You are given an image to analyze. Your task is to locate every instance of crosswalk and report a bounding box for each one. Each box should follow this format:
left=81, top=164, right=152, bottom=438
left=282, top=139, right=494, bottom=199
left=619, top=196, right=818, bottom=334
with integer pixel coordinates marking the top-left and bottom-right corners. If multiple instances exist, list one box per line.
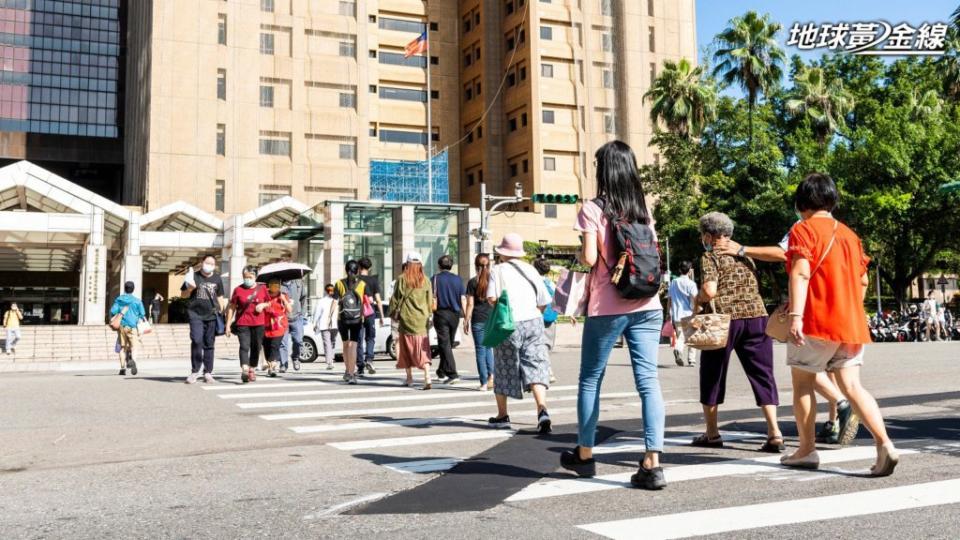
left=195, top=364, right=959, bottom=537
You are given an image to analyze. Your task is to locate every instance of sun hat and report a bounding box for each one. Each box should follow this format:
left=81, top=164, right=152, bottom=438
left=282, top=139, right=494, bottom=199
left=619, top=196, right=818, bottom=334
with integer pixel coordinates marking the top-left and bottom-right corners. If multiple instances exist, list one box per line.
left=494, top=233, right=526, bottom=258
left=405, top=251, right=423, bottom=264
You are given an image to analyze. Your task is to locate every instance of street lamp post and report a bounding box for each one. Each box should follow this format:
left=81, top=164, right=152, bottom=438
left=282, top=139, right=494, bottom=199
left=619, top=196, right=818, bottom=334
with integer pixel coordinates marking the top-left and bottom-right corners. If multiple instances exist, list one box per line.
left=938, top=274, right=949, bottom=303
left=477, top=182, right=528, bottom=254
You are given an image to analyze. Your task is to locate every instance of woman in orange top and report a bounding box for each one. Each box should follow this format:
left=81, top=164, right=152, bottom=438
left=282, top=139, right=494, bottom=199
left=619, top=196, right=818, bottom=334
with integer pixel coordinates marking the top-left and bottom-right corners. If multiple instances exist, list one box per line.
left=781, top=173, right=898, bottom=476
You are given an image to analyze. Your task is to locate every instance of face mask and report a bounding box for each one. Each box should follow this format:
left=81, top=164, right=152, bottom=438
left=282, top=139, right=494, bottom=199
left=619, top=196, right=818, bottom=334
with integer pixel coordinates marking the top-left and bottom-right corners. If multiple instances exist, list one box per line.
left=702, top=242, right=713, bottom=252
left=243, top=278, right=255, bottom=288
left=201, top=263, right=215, bottom=275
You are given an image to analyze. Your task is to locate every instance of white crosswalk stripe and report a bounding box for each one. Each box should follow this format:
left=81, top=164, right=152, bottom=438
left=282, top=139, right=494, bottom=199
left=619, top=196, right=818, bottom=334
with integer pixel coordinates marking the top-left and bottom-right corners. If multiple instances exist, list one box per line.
left=577, top=478, right=960, bottom=540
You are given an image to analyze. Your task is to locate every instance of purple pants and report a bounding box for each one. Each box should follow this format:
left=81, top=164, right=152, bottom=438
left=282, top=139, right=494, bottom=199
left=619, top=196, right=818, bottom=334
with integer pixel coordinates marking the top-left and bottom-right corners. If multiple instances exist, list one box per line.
left=699, top=316, right=778, bottom=407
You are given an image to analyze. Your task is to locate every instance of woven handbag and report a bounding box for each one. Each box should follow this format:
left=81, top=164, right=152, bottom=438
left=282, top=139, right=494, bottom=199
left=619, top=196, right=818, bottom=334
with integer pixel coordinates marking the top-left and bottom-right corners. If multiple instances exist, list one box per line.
left=680, top=301, right=731, bottom=351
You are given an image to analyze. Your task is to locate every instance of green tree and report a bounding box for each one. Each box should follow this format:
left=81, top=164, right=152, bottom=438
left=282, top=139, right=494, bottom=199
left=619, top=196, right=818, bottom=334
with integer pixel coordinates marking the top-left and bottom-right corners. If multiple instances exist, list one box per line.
left=785, top=66, right=854, bottom=149
left=712, top=11, right=786, bottom=148
left=644, top=58, right=717, bottom=138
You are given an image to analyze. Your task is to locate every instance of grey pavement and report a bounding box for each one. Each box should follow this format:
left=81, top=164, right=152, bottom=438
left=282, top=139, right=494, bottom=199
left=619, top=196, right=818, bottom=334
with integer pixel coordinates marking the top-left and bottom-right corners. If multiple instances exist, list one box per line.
left=0, top=341, right=958, bottom=539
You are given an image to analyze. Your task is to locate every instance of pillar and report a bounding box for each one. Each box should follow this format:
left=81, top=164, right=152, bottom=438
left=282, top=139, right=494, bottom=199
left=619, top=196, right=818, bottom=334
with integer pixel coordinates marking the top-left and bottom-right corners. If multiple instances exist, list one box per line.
left=458, top=207, right=481, bottom=278
left=396, top=205, right=415, bottom=264
left=121, top=211, right=143, bottom=296
left=79, top=208, right=107, bottom=325
left=223, top=214, right=246, bottom=293
left=324, top=203, right=346, bottom=283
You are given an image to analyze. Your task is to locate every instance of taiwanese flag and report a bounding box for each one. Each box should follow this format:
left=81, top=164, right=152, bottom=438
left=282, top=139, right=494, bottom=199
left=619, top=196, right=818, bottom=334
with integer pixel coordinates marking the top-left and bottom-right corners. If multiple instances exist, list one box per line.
left=404, top=31, right=428, bottom=58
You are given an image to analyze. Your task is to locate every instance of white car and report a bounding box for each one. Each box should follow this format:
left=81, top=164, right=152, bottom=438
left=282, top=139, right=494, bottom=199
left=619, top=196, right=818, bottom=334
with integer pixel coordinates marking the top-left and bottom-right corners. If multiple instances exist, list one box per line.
left=299, top=304, right=462, bottom=364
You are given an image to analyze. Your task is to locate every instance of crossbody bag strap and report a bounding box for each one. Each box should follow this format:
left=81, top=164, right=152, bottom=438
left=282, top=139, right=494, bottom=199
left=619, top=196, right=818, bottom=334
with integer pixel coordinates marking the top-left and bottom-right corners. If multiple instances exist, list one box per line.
left=810, top=220, right=839, bottom=278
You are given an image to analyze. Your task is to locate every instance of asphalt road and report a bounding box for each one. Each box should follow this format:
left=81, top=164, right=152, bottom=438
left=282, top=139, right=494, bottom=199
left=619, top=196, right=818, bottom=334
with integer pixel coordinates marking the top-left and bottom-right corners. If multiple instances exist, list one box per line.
left=1, top=341, right=958, bottom=539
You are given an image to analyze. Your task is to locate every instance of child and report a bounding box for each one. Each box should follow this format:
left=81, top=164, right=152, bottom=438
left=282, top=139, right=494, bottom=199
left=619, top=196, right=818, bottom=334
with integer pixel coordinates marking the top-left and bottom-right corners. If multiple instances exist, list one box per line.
left=262, top=278, right=293, bottom=377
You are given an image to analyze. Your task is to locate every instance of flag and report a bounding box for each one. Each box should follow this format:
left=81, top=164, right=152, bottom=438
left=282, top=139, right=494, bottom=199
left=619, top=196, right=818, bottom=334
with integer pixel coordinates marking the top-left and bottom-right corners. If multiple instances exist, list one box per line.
left=404, top=31, right=428, bottom=58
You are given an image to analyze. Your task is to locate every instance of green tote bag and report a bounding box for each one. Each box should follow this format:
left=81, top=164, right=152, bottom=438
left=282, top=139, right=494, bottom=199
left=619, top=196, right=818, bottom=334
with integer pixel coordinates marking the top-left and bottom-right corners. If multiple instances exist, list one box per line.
left=482, top=270, right=515, bottom=348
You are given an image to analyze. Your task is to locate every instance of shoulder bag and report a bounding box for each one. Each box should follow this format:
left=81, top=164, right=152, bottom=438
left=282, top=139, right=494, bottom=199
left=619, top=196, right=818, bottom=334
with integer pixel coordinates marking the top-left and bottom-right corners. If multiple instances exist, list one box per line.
left=109, top=305, right=129, bottom=331
left=680, top=300, right=731, bottom=351
left=482, top=266, right=516, bottom=348
left=765, top=220, right=839, bottom=343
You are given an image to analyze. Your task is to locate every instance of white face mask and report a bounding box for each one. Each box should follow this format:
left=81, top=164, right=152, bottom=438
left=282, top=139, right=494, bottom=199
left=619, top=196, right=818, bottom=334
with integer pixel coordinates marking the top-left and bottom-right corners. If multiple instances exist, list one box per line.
left=243, top=278, right=255, bottom=288
left=201, top=263, right=215, bottom=275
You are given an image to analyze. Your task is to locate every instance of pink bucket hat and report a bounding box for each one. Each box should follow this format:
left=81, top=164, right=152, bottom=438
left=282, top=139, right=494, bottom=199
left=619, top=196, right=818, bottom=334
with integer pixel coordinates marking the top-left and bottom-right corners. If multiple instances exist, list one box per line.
left=494, top=233, right=526, bottom=258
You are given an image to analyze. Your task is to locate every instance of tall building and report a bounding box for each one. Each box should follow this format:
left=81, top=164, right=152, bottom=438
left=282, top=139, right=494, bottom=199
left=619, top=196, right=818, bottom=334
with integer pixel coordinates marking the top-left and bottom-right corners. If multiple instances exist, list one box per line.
left=459, top=0, right=697, bottom=241
left=0, top=0, right=124, bottom=198
left=125, top=0, right=461, bottom=213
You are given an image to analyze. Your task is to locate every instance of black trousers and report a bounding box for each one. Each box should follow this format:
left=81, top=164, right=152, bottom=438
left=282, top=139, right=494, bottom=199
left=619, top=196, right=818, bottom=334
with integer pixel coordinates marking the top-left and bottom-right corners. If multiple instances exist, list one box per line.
left=236, top=325, right=264, bottom=368
left=434, top=308, right=460, bottom=378
left=189, top=318, right=217, bottom=374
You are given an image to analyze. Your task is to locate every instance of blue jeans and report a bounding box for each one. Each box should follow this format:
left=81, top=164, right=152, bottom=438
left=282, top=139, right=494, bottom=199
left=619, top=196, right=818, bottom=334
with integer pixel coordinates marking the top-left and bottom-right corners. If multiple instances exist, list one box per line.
left=280, top=316, right=304, bottom=367
left=578, top=310, right=665, bottom=451
left=471, top=321, right=495, bottom=384
left=357, top=315, right=377, bottom=371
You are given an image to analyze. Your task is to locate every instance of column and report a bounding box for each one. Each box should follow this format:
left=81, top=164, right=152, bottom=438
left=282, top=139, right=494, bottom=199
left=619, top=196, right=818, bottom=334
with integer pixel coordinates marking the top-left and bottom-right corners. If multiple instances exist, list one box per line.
left=397, top=205, right=415, bottom=263
left=121, top=211, right=143, bottom=295
left=223, top=214, right=246, bottom=293
left=79, top=208, right=107, bottom=325
left=324, top=203, right=345, bottom=283
left=458, top=207, right=481, bottom=278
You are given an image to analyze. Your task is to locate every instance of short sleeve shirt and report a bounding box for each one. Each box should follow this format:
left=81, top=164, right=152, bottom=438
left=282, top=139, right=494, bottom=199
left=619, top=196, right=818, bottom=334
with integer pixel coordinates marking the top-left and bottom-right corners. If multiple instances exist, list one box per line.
left=360, top=275, right=381, bottom=299
left=230, top=284, right=269, bottom=327
left=785, top=217, right=871, bottom=344
left=466, top=277, right=492, bottom=323
left=667, top=276, right=698, bottom=322
left=574, top=200, right=662, bottom=317
left=185, top=272, right=225, bottom=322
left=486, top=261, right=551, bottom=322
left=700, top=254, right=767, bottom=320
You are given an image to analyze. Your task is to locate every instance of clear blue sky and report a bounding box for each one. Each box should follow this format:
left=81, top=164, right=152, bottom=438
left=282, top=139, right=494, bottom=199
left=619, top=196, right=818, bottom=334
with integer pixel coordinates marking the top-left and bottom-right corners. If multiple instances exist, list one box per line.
left=696, top=0, right=958, bottom=66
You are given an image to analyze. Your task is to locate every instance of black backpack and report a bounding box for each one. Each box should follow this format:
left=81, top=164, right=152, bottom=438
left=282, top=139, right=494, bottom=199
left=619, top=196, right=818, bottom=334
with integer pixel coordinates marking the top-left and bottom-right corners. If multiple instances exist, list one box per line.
left=337, top=279, right=364, bottom=325
left=597, top=199, right=662, bottom=299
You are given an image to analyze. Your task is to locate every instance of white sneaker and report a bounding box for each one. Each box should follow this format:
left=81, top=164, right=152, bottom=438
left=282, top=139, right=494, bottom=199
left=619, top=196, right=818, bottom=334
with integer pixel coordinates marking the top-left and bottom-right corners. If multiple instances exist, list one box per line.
left=326, top=363, right=334, bottom=370
left=478, top=384, right=488, bottom=392
left=185, top=372, right=199, bottom=384
left=203, top=373, right=215, bottom=384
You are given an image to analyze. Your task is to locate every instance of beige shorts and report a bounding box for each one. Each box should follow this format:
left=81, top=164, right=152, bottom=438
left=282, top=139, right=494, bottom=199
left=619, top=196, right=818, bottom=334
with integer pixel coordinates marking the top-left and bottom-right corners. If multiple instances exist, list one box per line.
left=118, top=326, right=140, bottom=352
left=786, top=336, right=864, bottom=373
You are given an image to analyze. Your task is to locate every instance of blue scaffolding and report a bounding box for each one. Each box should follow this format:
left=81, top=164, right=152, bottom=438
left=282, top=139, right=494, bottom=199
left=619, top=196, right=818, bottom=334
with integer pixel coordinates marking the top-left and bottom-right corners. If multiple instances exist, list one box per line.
left=369, top=150, right=449, bottom=203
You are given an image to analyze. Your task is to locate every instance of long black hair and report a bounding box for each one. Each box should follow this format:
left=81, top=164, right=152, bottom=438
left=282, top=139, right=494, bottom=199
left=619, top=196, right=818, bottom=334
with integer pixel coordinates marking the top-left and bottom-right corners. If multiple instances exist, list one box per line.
left=594, top=140, right=650, bottom=224
left=344, top=260, right=360, bottom=287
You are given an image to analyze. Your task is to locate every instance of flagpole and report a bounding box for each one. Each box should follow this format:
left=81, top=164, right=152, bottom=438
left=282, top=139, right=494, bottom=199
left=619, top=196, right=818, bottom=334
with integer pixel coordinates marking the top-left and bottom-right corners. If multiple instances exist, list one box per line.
left=426, top=31, right=433, bottom=203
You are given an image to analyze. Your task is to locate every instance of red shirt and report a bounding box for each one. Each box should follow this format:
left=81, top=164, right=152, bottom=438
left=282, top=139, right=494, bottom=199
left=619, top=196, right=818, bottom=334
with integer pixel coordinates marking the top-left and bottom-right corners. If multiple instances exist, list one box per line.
left=786, top=217, right=871, bottom=344
left=264, top=293, right=290, bottom=338
left=230, top=285, right=270, bottom=327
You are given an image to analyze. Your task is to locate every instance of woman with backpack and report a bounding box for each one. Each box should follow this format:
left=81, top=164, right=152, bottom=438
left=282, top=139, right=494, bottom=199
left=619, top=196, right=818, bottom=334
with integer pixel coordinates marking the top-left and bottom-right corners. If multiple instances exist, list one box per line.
left=225, top=265, right=271, bottom=383
left=389, top=252, right=435, bottom=388
left=334, top=260, right=366, bottom=385
left=559, top=140, right=667, bottom=490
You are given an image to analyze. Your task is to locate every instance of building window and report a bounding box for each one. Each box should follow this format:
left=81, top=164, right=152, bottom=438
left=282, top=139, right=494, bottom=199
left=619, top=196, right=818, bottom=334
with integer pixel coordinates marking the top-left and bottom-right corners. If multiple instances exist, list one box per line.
left=540, top=26, right=552, bottom=40
left=506, top=35, right=515, bottom=50
left=379, top=129, right=428, bottom=145
left=602, top=32, right=613, bottom=52
left=653, top=153, right=660, bottom=165
left=465, top=85, right=473, bottom=101
left=510, top=163, right=518, bottom=177
left=379, top=51, right=427, bottom=68
left=430, top=21, right=439, bottom=31
left=258, top=85, right=273, bottom=107
left=648, top=26, right=655, bottom=52
left=476, top=82, right=482, bottom=95
left=601, top=0, right=612, bottom=16
left=477, top=125, right=483, bottom=138
left=431, top=90, right=440, bottom=99
left=217, top=14, right=227, bottom=45
left=544, top=204, right=557, bottom=218
left=258, top=187, right=290, bottom=206
left=475, top=47, right=481, bottom=61
left=505, top=0, right=514, bottom=14
left=542, top=63, right=554, bottom=78
left=339, top=41, right=356, bottom=58
left=603, top=69, right=613, bottom=88
left=650, top=62, right=657, bottom=82
left=215, top=180, right=225, bottom=212
left=216, top=69, right=226, bottom=100
left=464, top=52, right=472, bottom=67
left=432, top=127, right=440, bottom=142
left=261, top=0, right=274, bottom=12
left=544, top=156, right=556, bottom=170
left=478, top=169, right=484, bottom=183
left=431, top=56, right=439, bottom=65
left=542, top=110, right=555, bottom=124
left=520, top=66, right=527, bottom=81
left=340, top=92, right=356, bottom=108
left=339, top=1, right=356, bottom=17
left=379, top=17, right=427, bottom=33
left=604, top=113, right=614, bottom=133
left=647, top=0, right=654, bottom=16
left=380, top=86, right=427, bottom=102
left=369, top=50, right=378, bottom=58
left=339, top=143, right=356, bottom=160
left=216, top=124, right=226, bottom=156
left=260, top=33, right=275, bottom=55
left=507, top=72, right=516, bottom=86
left=369, top=85, right=377, bottom=93
left=522, top=159, right=529, bottom=173
left=369, top=123, right=378, bottom=137
left=463, top=17, right=472, bottom=33
left=259, top=135, right=291, bottom=156
left=467, top=173, right=475, bottom=186
left=509, top=117, right=517, bottom=132
left=466, top=131, right=474, bottom=143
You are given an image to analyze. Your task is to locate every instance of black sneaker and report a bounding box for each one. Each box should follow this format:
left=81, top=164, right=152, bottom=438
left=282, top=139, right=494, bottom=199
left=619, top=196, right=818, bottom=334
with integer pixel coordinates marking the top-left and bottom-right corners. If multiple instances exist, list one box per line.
left=537, top=409, right=552, bottom=434
left=366, top=364, right=377, bottom=375
left=836, top=401, right=861, bottom=445
left=560, top=447, right=596, bottom=477
left=815, top=420, right=837, bottom=444
left=279, top=365, right=288, bottom=374
left=487, top=415, right=511, bottom=429
left=127, top=358, right=138, bottom=376
left=630, top=464, right=667, bottom=490
left=241, top=370, right=250, bottom=383
left=118, top=368, right=126, bottom=376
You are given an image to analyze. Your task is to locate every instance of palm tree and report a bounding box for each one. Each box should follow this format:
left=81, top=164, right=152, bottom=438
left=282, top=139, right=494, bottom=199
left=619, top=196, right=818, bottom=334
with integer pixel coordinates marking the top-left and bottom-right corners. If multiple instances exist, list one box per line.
left=941, top=27, right=960, bottom=100
left=908, top=88, right=943, bottom=120
left=712, top=11, right=786, bottom=148
left=785, top=66, right=854, bottom=148
left=644, top=58, right=718, bottom=138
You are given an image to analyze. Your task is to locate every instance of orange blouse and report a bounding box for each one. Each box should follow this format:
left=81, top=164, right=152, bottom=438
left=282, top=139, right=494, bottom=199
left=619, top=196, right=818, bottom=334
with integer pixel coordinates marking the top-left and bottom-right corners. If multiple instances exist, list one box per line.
left=785, top=217, right=872, bottom=344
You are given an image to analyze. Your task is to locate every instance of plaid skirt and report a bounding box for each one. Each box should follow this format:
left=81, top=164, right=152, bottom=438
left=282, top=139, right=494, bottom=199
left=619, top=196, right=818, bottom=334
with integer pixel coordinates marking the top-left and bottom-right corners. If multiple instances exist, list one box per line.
left=493, top=317, right=550, bottom=399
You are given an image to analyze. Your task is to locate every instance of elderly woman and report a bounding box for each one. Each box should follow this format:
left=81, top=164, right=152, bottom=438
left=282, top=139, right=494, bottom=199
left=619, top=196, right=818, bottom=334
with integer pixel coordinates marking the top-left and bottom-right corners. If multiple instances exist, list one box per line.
left=693, top=212, right=784, bottom=453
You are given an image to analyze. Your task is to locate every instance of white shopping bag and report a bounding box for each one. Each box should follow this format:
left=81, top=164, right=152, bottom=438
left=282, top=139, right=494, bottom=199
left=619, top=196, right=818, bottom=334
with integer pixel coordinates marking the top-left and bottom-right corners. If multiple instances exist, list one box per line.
left=552, top=268, right=590, bottom=318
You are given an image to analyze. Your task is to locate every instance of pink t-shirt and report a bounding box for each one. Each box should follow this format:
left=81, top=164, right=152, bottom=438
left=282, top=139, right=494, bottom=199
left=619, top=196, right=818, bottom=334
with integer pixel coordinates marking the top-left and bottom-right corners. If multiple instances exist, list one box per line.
left=574, top=199, right=663, bottom=317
